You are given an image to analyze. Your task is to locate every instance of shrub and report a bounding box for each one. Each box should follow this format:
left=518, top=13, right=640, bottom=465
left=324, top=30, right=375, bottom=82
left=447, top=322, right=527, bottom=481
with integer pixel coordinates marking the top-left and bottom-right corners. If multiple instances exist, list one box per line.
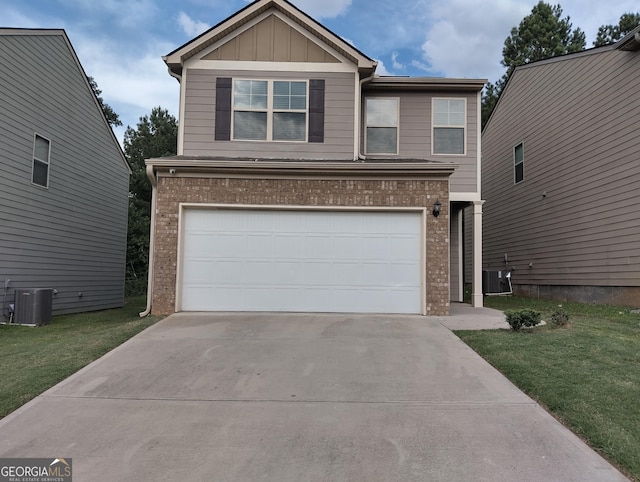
left=505, top=309, right=542, bottom=331
left=551, top=308, right=570, bottom=326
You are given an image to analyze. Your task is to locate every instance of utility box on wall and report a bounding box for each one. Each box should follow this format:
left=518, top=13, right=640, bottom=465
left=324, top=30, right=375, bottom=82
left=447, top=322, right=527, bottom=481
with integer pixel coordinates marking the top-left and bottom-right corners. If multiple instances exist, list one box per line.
left=14, top=289, right=53, bottom=326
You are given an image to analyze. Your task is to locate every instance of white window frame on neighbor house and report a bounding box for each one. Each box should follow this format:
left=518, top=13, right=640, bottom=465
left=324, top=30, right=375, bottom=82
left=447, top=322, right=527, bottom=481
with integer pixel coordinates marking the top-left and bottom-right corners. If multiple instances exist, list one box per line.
left=32, top=133, right=51, bottom=189
left=232, top=79, right=308, bottom=142
left=514, top=142, right=524, bottom=184
left=365, top=97, right=399, bottom=155
left=432, top=98, right=466, bottom=155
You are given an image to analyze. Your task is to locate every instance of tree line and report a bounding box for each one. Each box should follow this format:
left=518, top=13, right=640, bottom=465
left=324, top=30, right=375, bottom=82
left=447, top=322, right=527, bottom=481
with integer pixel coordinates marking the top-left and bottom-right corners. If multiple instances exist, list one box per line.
left=89, top=1, right=638, bottom=296
left=482, top=2, right=640, bottom=128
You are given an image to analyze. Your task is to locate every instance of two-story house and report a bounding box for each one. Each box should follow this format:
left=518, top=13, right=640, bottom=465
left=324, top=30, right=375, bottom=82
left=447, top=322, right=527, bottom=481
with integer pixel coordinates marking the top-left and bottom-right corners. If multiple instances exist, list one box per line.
left=0, top=29, right=130, bottom=321
left=482, top=26, right=640, bottom=306
left=143, top=0, right=485, bottom=316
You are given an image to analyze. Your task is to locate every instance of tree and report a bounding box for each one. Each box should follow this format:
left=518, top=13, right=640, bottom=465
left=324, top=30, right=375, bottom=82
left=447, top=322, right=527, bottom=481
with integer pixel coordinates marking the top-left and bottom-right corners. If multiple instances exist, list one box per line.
left=594, top=13, right=640, bottom=46
left=123, top=107, right=178, bottom=294
left=481, top=80, right=503, bottom=130
left=482, top=2, right=586, bottom=128
left=502, top=2, right=585, bottom=78
left=87, top=76, right=122, bottom=128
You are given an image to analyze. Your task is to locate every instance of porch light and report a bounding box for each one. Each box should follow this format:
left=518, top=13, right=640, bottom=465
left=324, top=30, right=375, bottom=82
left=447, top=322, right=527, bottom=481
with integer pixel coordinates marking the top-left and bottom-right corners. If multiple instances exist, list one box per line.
left=432, top=200, right=442, bottom=218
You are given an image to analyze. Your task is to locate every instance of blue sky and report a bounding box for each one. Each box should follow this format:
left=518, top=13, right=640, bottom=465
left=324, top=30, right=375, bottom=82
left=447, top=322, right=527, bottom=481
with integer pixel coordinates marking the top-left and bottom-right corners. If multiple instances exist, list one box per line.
left=3, top=0, right=638, bottom=143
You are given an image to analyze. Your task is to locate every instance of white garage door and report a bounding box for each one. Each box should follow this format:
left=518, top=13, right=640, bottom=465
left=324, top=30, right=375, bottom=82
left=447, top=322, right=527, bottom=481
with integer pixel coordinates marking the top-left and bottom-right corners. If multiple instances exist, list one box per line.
left=180, top=209, right=423, bottom=314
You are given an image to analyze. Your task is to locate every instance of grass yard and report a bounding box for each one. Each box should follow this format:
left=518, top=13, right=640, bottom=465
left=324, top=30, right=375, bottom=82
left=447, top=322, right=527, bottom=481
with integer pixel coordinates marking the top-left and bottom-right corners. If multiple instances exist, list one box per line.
left=456, top=296, right=640, bottom=481
left=0, top=296, right=161, bottom=419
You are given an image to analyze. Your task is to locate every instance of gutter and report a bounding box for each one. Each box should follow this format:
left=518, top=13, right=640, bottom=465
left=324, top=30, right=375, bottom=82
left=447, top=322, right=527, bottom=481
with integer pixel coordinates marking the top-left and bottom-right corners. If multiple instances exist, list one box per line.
left=139, top=164, right=158, bottom=317
left=355, top=69, right=377, bottom=161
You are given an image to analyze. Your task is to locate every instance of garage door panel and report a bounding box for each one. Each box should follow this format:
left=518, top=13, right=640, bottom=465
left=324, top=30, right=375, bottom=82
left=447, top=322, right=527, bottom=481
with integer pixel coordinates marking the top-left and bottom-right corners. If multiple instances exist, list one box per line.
left=184, top=233, right=217, bottom=257
left=180, top=209, right=423, bottom=314
left=391, top=263, right=421, bottom=285
left=246, top=234, right=274, bottom=257
left=305, top=236, right=333, bottom=258
left=332, top=236, right=361, bottom=259
left=273, top=234, right=305, bottom=258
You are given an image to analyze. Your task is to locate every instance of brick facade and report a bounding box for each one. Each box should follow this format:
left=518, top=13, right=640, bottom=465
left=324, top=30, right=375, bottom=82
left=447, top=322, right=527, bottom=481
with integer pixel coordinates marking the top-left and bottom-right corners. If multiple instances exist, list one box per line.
left=151, top=174, right=450, bottom=316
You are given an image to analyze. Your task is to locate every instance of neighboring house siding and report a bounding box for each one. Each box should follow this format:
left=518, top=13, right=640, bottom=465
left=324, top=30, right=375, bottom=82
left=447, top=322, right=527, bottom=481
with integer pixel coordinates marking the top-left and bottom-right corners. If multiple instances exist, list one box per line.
left=0, top=33, right=129, bottom=317
left=482, top=47, right=640, bottom=301
left=363, top=91, right=479, bottom=193
left=182, top=69, right=355, bottom=159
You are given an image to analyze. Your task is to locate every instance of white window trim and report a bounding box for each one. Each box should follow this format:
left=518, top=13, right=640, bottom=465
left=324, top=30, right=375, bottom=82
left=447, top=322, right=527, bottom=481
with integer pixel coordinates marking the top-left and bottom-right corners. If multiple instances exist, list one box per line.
left=431, top=97, right=467, bottom=156
left=231, top=79, right=309, bottom=143
left=514, top=142, right=524, bottom=184
left=364, top=97, right=400, bottom=156
left=32, top=133, right=51, bottom=189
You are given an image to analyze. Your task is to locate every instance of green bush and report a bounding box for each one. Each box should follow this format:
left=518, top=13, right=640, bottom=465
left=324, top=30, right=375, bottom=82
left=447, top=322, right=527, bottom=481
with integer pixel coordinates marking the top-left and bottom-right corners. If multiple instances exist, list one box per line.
left=505, top=309, right=542, bottom=331
left=551, top=308, right=570, bottom=326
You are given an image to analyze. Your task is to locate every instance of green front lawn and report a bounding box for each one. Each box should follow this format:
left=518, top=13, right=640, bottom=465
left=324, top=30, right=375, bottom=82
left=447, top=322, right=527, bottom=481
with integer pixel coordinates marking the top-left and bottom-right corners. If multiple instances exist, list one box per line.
left=0, top=296, right=161, bottom=419
left=456, top=296, right=640, bottom=481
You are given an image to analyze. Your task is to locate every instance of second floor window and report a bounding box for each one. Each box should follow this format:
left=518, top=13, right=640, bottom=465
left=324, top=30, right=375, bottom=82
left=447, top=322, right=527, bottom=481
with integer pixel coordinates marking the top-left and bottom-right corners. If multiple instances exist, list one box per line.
left=32, top=134, right=50, bottom=188
left=233, top=80, right=307, bottom=142
left=365, top=98, right=399, bottom=155
left=514, top=142, right=524, bottom=183
left=433, top=98, right=465, bottom=155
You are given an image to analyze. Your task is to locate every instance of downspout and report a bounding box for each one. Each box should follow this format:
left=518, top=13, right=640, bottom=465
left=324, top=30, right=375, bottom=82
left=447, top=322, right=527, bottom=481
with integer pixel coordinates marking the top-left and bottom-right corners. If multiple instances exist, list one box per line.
left=355, top=68, right=377, bottom=161
left=139, top=164, right=158, bottom=317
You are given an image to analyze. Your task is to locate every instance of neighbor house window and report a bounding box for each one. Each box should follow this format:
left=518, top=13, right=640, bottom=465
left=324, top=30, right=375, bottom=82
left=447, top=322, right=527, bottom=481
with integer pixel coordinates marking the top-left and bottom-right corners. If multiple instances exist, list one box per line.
left=365, top=98, right=399, bottom=154
left=514, top=142, right=524, bottom=183
left=32, top=134, right=50, bottom=188
left=433, top=98, right=465, bottom=155
left=233, top=80, right=307, bottom=141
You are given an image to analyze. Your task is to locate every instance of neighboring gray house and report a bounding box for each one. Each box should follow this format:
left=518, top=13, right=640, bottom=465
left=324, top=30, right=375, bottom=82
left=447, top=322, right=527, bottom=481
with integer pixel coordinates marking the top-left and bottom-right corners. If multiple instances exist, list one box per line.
left=482, top=27, right=640, bottom=306
left=0, top=29, right=130, bottom=320
left=143, top=0, right=486, bottom=317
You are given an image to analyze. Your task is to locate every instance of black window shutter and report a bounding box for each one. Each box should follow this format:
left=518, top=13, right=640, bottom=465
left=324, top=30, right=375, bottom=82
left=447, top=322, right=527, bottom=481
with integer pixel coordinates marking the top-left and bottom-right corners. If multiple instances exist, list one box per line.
left=215, top=78, right=232, bottom=141
left=308, top=79, right=325, bottom=143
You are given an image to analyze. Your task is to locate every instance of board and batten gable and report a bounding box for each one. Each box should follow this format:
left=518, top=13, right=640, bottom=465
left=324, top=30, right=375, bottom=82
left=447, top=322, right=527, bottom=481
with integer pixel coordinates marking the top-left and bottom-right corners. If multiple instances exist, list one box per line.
left=482, top=42, right=640, bottom=303
left=0, top=30, right=130, bottom=318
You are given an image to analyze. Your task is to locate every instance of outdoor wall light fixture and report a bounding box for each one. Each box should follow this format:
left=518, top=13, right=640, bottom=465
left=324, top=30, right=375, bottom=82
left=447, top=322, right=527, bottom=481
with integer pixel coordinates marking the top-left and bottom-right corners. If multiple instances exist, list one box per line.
left=432, top=199, right=442, bottom=218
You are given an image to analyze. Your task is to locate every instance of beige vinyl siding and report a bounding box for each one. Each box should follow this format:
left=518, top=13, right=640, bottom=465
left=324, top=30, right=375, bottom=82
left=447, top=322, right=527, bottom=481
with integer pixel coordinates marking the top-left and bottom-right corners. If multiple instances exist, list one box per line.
left=463, top=206, right=473, bottom=286
left=450, top=207, right=460, bottom=301
left=202, top=14, right=341, bottom=64
left=0, top=32, right=129, bottom=317
left=363, top=91, right=479, bottom=193
left=482, top=47, right=640, bottom=287
left=183, top=69, right=355, bottom=159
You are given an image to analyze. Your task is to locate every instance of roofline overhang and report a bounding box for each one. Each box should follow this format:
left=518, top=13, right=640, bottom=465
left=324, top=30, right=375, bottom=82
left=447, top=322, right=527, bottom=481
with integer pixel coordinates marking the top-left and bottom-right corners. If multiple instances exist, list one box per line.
left=617, top=26, right=640, bottom=51
left=366, top=77, right=486, bottom=92
left=145, top=159, right=457, bottom=178
left=0, top=28, right=131, bottom=174
left=163, top=0, right=376, bottom=78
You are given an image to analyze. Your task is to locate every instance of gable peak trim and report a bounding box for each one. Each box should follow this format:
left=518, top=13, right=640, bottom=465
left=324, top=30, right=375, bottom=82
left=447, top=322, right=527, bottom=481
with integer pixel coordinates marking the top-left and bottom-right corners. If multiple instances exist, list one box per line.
left=164, top=0, right=376, bottom=76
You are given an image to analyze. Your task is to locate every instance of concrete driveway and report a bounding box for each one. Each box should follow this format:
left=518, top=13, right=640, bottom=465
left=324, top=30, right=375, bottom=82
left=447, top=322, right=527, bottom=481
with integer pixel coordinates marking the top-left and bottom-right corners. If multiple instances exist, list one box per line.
left=0, top=312, right=627, bottom=481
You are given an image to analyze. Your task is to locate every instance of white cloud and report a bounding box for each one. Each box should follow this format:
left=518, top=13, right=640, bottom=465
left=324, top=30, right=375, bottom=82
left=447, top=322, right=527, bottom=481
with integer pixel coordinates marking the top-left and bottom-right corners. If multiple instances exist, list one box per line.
left=419, top=0, right=640, bottom=82
left=70, top=33, right=180, bottom=143
left=420, top=0, right=531, bottom=81
left=391, top=51, right=404, bottom=70
left=177, top=12, right=210, bottom=37
left=374, top=60, right=392, bottom=76
left=411, top=60, right=431, bottom=73
left=291, top=0, right=352, bottom=19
